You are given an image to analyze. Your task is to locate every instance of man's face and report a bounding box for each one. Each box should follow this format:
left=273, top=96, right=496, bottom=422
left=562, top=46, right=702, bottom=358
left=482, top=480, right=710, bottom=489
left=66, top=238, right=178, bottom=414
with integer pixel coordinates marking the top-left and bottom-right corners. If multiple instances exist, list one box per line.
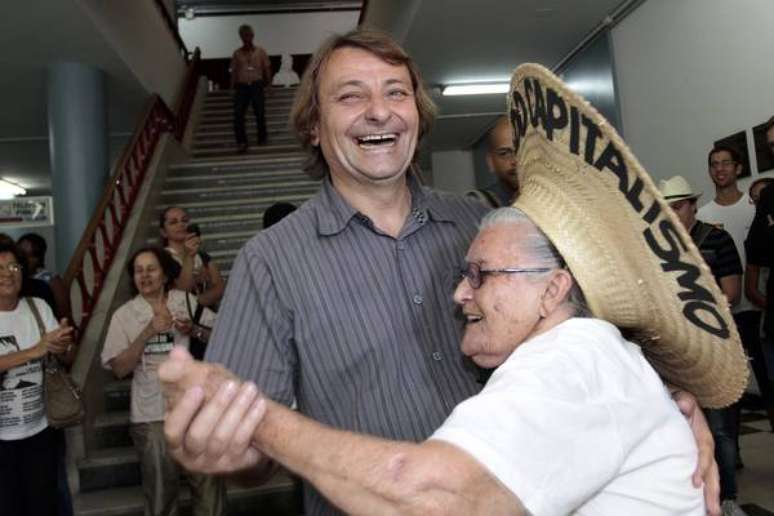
left=486, top=120, right=518, bottom=189
left=453, top=223, right=548, bottom=368
left=239, top=29, right=254, bottom=46
left=312, top=47, right=419, bottom=188
left=767, top=126, right=774, bottom=158
left=670, top=198, right=697, bottom=230
left=708, top=150, right=741, bottom=189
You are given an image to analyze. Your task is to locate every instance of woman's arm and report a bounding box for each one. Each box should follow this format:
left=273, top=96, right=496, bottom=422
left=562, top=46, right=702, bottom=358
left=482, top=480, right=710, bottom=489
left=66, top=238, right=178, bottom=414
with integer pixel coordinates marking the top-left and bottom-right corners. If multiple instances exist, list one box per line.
left=0, top=322, right=72, bottom=372
left=196, top=262, right=225, bottom=308
left=107, top=323, right=156, bottom=378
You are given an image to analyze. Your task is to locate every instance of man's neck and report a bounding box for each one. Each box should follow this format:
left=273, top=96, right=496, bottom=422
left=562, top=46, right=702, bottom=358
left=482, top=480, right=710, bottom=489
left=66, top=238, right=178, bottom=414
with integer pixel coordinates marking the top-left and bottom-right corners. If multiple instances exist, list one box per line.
left=714, top=186, right=742, bottom=206
left=241, top=43, right=255, bottom=52
left=330, top=174, right=412, bottom=238
left=0, top=296, right=18, bottom=312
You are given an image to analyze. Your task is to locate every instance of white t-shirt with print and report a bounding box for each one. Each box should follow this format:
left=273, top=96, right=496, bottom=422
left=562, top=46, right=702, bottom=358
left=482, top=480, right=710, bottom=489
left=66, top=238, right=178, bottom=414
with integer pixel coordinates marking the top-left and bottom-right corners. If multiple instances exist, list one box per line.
left=431, top=318, right=704, bottom=516
left=0, top=297, right=58, bottom=440
left=101, top=290, right=214, bottom=423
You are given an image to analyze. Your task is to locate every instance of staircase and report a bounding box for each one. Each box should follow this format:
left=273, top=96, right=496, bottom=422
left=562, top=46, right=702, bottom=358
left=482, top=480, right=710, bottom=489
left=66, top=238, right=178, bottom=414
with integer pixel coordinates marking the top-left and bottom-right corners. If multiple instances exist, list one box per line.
left=73, top=86, right=320, bottom=516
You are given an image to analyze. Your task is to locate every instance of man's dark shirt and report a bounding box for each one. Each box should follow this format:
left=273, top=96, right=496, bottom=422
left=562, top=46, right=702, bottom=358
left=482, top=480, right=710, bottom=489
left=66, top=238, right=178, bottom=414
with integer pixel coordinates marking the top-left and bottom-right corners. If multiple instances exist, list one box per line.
left=692, top=221, right=742, bottom=283
left=746, top=184, right=774, bottom=329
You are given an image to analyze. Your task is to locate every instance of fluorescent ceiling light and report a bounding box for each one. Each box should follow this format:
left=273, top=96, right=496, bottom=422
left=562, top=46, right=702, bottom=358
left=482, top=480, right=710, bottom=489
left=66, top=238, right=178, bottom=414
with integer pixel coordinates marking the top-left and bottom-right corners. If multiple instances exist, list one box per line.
left=442, top=83, right=509, bottom=96
left=0, top=178, right=27, bottom=200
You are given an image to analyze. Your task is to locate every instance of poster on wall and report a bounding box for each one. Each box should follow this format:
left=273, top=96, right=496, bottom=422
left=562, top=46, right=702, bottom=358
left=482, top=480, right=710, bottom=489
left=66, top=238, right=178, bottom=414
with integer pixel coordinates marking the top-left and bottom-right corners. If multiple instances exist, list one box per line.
left=0, top=196, right=54, bottom=227
left=753, top=121, right=774, bottom=174
left=713, top=131, right=751, bottom=178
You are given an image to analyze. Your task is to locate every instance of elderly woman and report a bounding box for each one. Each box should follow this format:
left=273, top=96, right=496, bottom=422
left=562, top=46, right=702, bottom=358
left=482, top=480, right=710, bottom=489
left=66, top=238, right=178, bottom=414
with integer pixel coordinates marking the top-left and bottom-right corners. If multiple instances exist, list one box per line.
left=160, top=208, right=708, bottom=515
left=0, top=241, right=73, bottom=515
left=101, top=247, right=223, bottom=516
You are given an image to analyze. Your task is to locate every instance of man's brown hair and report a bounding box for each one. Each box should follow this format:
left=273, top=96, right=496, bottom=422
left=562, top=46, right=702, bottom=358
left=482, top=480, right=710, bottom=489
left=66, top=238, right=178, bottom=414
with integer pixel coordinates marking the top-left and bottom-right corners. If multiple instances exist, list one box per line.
left=290, top=29, right=437, bottom=179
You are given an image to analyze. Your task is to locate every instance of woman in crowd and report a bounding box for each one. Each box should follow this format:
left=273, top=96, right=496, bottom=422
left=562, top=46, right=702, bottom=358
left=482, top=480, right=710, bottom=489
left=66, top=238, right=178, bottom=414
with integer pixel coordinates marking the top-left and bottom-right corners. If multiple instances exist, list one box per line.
left=17, top=232, right=72, bottom=322
left=101, top=246, right=224, bottom=516
left=159, top=207, right=224, bottom=308
left=0, top=240, right=73, bottom=516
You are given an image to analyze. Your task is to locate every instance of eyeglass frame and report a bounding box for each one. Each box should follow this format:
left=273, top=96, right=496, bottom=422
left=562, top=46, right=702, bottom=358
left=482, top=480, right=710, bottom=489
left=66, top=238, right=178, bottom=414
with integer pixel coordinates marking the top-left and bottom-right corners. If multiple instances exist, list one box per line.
left=0, top=262, right=22, bottom=275
left=459, top=261, right=552, bottom=289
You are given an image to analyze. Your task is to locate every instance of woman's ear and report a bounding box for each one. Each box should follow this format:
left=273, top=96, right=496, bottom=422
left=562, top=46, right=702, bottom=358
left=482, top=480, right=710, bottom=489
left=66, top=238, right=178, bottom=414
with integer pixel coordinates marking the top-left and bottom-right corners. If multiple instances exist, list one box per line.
left=539, top=269, right=574, bottom=318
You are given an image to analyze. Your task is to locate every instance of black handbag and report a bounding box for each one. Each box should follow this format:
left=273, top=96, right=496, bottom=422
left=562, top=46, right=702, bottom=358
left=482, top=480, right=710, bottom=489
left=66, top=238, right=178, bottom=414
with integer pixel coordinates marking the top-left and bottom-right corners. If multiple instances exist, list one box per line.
left=185, top=292, right=212, bottom=360
left=26, top=298, right=85, bottom=428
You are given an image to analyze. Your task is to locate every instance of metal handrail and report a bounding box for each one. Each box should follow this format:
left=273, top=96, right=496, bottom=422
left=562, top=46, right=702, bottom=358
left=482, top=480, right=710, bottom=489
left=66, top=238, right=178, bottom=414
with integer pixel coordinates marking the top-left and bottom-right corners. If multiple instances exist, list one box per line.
left=62, top=96, right=174, bottom=337
left=62, top=45, right=202, bottom=345
left=154, top=0, right=190, bottom=60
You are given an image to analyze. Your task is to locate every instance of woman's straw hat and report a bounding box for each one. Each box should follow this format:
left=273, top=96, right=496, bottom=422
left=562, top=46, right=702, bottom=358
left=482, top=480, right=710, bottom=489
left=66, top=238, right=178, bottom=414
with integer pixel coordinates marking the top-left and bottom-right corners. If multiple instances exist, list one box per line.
left=510, top=63, right=747, bottom=408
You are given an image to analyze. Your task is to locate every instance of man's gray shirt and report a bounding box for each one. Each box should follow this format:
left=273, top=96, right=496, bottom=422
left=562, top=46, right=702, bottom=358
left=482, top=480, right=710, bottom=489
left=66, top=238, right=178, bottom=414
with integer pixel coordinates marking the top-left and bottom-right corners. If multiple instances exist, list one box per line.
left=206, top=175, right=489, bottom=514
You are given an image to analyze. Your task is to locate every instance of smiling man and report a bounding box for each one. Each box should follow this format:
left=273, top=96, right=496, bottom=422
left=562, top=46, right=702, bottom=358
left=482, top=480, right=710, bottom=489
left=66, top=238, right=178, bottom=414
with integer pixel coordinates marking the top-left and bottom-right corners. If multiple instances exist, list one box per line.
left=172, top=30, right=489, bottom=515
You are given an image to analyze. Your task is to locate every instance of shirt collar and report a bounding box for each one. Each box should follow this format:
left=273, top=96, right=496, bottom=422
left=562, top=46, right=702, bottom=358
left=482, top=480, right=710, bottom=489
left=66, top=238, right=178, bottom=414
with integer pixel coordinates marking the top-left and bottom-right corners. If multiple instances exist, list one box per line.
left=314, top=172, right=456, bottom=236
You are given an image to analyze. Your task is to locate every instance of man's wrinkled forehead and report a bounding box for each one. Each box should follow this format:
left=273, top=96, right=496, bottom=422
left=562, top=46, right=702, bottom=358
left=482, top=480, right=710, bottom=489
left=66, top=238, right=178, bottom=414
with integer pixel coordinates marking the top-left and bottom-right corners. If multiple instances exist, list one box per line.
left=318, top=47, right=412, bottom=92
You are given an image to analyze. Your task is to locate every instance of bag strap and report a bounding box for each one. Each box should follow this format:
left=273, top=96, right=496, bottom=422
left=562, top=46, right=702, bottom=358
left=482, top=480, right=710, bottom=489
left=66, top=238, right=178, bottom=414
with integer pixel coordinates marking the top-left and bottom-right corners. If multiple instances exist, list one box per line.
left=25, top=297, right=46, bottom=337
left=185, top=292, right=210, bottom=329
left=25, top=297, right=55, bottom=369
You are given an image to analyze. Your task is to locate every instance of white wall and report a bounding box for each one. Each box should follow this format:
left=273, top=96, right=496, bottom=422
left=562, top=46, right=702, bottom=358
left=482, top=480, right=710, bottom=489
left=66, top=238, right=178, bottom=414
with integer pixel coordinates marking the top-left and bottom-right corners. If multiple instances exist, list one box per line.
left=431, top=150, right=476, bottom=194
left=612, top=0, right=774, bottom=197
left=179, top=11, right=360, bottom=59
left=79, top=0, right=188, bottom=108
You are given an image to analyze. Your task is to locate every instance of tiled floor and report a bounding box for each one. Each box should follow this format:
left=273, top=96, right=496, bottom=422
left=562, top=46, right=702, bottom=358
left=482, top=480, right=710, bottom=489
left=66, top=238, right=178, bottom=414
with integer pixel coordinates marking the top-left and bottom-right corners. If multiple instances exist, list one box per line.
left=737, top=407, right=774, bottom=515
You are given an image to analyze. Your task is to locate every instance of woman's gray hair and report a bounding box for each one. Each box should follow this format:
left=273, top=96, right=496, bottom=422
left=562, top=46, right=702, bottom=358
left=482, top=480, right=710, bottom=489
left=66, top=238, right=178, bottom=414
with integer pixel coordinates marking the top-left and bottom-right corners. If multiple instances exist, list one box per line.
left=480, top=207, right=591, bottom=318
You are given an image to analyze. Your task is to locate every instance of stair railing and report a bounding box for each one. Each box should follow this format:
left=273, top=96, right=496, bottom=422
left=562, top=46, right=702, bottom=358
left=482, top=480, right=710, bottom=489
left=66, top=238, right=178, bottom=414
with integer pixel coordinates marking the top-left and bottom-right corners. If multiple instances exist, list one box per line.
left=62, top=97, right=174, bottom=338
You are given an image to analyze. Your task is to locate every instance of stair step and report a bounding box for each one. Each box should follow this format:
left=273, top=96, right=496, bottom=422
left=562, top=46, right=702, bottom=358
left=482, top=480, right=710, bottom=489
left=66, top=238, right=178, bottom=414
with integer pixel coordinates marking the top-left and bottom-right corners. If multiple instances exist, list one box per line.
left=169, top=153, right=305, bottom=171
left=74, top=474, right=301, bottom=516
left=105, top=379, right=131, bottom=412
left=206, top=88, right=297, bottom=99
left=166, top=168, right=308, bottom=184
left=191, top=144, right=303, bottom=159
left=94, top=411, right=133, bottom=449
left=196, top=118, right=289, bottom=132
left=192, top=135, right=297, bottom=150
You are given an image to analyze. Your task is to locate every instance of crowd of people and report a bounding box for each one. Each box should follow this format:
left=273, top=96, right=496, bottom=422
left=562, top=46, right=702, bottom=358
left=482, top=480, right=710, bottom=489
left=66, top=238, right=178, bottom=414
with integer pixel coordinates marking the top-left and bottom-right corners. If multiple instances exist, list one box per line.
left=3, top=25, right=774, bottom=516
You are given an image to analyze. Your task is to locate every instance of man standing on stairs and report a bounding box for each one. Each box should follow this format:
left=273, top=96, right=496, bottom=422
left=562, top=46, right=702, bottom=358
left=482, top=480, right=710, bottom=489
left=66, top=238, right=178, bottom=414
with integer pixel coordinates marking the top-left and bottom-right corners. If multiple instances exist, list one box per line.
left=231, top=24, right=271, bottom=152
left=161, top=29, right=718, bottom=516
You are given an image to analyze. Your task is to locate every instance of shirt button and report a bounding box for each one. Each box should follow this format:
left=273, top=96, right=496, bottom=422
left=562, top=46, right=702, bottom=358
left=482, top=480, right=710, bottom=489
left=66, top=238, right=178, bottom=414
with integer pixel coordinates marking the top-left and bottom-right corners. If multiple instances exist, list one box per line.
left=397, top=242, right=407, bottom=251
left=412, top=294, right=424, bottom=305
left=432, top=351, right=442, bottom=361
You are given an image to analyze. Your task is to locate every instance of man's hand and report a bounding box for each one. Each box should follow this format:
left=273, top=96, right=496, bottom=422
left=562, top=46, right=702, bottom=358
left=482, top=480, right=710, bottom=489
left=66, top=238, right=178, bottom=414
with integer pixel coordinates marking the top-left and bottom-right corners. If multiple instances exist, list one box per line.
left=160, top=347, right=267, bottom=474
left=674, top=390, right=720, bottom=516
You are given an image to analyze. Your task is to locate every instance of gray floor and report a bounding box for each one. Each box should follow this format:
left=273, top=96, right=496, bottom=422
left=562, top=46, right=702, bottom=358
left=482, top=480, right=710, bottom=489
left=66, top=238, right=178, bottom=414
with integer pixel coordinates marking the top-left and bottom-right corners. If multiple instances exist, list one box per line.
left=738, top=407, right=774, bottom=514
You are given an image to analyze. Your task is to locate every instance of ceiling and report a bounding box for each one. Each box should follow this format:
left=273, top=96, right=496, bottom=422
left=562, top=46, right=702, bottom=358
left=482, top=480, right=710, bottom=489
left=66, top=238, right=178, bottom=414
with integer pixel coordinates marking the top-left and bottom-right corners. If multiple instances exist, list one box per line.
left=363, top=0, right=630, bottom=150
left=176, top=0, right=362, bottom=15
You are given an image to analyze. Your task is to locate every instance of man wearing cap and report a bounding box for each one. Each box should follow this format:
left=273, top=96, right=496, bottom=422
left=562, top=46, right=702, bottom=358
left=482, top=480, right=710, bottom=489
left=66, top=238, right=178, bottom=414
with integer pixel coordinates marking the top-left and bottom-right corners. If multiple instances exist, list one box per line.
left=160, top=60, right=736, bottom=515
left=661, top=175, right=746, bottom=516
left=467, top=115, right=519, bottom=208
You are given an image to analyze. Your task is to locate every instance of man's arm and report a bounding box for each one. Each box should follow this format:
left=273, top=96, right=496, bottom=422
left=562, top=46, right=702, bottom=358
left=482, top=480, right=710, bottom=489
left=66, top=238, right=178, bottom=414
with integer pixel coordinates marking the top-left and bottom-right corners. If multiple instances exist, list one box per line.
left=719, top=274, right=741, bottom=306
left=744, top=264, right=766, bottom=309
left=163, top=365, right=524, bottom=516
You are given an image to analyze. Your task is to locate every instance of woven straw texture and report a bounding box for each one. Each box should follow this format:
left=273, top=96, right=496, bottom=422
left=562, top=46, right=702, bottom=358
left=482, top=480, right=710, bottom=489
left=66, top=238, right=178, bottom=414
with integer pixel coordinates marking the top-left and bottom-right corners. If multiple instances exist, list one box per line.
left=510, top=63, right=747, bottom=408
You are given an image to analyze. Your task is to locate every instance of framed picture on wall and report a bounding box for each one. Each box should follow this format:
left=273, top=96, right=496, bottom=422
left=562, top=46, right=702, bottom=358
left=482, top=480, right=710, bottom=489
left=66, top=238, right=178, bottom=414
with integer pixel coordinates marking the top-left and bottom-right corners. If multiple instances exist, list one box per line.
left=753, top=121, right=774, bottom=173
left=713, top=131, right=751, bottom=178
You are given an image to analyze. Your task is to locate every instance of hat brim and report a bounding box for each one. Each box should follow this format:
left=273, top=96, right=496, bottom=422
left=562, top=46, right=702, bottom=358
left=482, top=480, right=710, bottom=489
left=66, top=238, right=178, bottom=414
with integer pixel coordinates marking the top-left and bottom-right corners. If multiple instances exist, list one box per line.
left=509, top=64, right=747, bottom=408
left=664, top=193, right=702, bottom=202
